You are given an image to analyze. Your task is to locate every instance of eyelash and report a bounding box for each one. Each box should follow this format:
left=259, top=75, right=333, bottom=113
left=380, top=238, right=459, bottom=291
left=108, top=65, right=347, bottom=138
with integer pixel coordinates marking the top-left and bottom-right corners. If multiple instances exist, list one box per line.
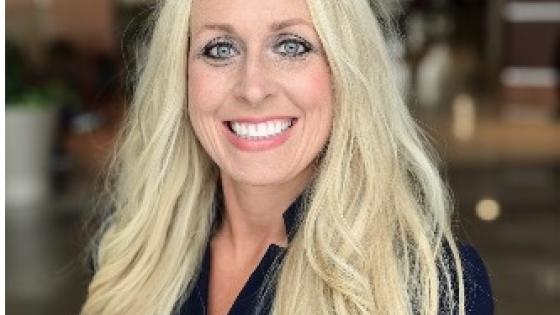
left=274, top=36, right=313, bottom=57
left=200, top=35, right=313, bottom=63
left=201, top=37, right=238, bottom=61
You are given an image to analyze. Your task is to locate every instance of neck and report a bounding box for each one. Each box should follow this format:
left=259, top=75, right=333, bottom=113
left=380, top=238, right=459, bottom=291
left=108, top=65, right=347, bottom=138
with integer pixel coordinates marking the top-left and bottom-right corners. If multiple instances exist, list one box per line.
left=216, top=168, right=312, bottom=256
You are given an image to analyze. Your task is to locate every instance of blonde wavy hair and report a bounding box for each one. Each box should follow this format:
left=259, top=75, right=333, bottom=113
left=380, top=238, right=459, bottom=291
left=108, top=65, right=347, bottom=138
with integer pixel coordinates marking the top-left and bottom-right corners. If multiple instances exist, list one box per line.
left=81, top=0, right=465, bottom=314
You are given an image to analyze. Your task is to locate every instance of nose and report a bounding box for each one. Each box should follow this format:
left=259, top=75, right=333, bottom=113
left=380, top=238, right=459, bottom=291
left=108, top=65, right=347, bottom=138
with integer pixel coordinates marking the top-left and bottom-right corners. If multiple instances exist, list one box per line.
left=233, top=53, right=276, bottom=106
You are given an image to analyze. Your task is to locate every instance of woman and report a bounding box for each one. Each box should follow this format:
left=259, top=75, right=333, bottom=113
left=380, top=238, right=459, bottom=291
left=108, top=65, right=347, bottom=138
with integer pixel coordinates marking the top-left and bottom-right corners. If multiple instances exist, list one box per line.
left=82, top=0, right=493, bottom=314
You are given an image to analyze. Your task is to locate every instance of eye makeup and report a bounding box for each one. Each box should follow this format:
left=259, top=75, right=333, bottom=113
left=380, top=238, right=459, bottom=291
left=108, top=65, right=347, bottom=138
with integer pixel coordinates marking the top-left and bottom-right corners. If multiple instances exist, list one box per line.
left=197, top=32, right=317, bottom=66
left=273, top=33, right=314, bottom=58
left=199, top=36, right=240, bottom=64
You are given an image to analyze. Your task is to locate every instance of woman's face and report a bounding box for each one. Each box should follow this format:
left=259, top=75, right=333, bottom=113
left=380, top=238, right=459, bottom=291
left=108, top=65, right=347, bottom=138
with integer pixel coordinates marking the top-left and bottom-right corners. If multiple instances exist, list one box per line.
left=188, top=0, right=333, bottom=187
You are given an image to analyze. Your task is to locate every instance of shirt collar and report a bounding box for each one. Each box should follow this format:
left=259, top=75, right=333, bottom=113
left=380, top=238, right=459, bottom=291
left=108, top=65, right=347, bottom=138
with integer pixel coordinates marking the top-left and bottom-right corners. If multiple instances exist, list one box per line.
left=281, top=193, right=305, bottom=244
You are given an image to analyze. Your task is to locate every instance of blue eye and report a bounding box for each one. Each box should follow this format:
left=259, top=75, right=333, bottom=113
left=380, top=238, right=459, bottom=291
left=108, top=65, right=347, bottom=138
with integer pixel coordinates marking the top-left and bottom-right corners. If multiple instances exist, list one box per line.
left=202, top=39, right=238, bottom=60
left=199, top=35, right=313, bottom=63
left=275, top=38, right=312, bottom=57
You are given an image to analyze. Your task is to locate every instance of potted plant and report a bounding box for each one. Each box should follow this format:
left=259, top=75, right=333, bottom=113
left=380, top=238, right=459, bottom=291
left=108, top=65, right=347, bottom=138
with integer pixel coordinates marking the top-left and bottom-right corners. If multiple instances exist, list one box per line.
left=5, top=41, right=73, bottom=209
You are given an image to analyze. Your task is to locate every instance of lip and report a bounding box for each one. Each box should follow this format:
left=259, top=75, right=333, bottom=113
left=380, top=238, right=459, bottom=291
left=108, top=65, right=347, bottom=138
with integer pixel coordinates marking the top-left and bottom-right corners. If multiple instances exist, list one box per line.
left=222, top=117, right=298, bottom=151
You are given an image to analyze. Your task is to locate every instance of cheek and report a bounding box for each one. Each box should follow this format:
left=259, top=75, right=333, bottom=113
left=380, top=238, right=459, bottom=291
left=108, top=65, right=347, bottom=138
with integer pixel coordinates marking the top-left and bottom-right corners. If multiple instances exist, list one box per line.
left=187, top=61, right=234, bottom=116
left=188, top=64, right=216, bottom=113
left=286, top=63, right=332, bottom=111
left=187, top=64, right=225, bottom=155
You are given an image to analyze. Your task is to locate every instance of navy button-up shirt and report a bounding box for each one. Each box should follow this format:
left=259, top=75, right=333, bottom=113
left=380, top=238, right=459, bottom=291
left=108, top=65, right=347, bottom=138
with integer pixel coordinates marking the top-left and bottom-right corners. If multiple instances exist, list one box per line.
left=179, top=197, right=493, bottom=314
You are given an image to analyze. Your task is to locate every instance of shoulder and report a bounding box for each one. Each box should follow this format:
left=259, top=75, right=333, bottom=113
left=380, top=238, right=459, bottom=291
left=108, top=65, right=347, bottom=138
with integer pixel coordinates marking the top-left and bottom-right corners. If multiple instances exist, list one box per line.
left=457, top=244, right=494, bottom=315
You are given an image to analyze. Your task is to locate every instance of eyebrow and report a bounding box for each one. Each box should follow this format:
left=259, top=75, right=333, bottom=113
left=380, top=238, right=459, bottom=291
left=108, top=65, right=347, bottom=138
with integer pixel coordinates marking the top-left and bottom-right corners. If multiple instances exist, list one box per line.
left=197, top=18, right=313, bottom=35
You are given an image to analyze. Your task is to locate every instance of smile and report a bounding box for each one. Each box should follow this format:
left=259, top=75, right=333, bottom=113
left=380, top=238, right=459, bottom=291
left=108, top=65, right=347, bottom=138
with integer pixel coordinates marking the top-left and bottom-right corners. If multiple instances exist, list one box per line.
left=227, top=118, right=295, bottom=139
left=223, top=117, right=298, bottom=151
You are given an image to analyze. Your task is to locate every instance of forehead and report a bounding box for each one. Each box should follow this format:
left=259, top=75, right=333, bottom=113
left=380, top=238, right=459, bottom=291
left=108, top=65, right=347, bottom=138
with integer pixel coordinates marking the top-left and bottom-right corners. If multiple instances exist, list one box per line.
left=190, top=0, right=314, bottom=34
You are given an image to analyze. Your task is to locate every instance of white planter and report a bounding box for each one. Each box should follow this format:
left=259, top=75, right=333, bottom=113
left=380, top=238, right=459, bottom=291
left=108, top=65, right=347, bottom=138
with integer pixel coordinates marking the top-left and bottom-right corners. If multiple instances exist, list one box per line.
left=6, top=106, right=58, bottom=210
left=6, top=106, right=62, bottom=302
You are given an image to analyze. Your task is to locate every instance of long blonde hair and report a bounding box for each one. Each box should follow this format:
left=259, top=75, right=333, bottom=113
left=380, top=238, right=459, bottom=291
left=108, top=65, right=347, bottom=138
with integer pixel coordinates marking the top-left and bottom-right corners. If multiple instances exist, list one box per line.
left=81, top=0, right=465, bottom=314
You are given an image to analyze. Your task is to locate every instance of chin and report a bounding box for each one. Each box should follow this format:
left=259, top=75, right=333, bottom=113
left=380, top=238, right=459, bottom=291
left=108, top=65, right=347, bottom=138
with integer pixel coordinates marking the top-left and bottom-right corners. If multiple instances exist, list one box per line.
left=220, top=161, right=312, bottom=188
left=228, top=170, right=294, bottom=187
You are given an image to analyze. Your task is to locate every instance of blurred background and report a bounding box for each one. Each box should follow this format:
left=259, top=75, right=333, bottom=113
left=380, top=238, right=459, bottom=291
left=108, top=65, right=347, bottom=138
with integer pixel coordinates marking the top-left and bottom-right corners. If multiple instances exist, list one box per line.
left=4, top=0, right=560, bottom=314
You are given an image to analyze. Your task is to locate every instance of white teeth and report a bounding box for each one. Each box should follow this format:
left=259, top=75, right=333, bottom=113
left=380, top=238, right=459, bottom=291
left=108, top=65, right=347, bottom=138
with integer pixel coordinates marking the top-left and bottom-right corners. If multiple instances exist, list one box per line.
left=240, top=124, right=248, bottom=135
left=257, top=123, right=266, bottom=135
left=267, top=123, right=275, bottom=134
left=230, top=119, right=293, bottom=139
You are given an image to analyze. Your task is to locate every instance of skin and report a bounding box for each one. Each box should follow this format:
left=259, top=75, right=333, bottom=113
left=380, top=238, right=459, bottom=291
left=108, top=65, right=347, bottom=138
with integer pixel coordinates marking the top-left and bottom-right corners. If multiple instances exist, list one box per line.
left=188, top=0, right=333, bottom=313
